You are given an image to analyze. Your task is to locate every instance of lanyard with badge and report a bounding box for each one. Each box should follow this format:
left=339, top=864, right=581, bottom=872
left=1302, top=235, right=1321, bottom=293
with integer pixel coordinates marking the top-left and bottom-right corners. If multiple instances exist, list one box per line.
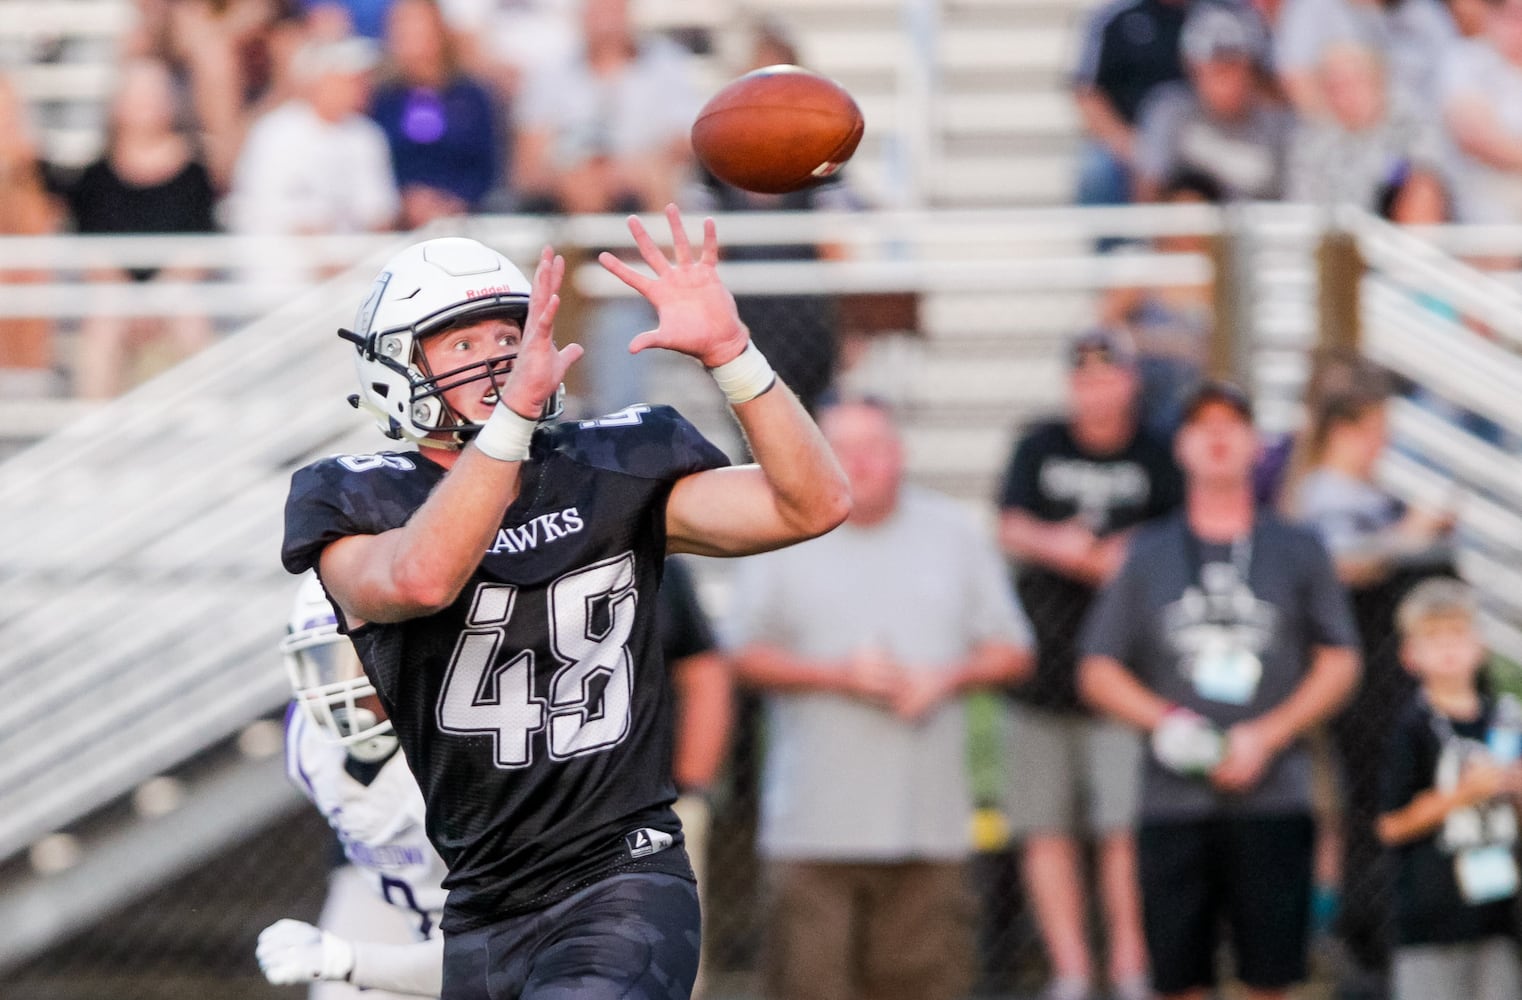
left=1426, top=696, right=1520, bottom=905
left=1181, top=525, right=1263, bottom=707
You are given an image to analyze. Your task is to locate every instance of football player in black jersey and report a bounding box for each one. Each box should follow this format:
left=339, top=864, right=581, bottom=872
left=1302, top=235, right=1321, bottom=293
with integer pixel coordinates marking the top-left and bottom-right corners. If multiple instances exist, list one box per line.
left=283, top=205, right=850, bottom=1000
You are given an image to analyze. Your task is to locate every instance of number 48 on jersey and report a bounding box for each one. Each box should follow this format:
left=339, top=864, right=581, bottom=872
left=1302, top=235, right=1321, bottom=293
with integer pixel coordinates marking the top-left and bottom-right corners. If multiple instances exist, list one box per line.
left=437, top=553, right=637, bottom=768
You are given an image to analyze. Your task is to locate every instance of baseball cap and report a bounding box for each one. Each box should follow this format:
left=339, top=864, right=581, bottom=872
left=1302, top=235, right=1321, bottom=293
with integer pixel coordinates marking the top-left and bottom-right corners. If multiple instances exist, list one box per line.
left=291, top=37, right=382, bottom=82
left=1180, top=3, right=1263, bottom=64
left=1180, top=378, right=1254, bottom=424
left=1067, top=328, right=1138, bottom=371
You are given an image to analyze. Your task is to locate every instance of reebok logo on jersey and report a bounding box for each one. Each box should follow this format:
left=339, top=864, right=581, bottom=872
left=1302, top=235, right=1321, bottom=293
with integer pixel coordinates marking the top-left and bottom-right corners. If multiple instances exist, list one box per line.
left=487, top=507, right=585, bottom=555
left=624, top=828, right=673, bottom=860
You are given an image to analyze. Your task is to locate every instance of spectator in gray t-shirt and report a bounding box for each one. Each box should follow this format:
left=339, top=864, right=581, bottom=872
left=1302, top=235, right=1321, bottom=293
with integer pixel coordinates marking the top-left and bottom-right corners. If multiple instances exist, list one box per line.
left=1080, top=380, right=1361, bottom=1000
left=729, top=399, right=1033, bottom=1000
left=1134, top=3, right=1293, bottom=202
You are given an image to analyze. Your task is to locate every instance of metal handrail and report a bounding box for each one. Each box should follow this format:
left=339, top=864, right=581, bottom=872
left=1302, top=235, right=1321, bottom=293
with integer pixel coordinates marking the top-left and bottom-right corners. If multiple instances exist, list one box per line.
left=1340, top=206, right=1522, bottom=349
left=0, top=206, right=1225, bottom=319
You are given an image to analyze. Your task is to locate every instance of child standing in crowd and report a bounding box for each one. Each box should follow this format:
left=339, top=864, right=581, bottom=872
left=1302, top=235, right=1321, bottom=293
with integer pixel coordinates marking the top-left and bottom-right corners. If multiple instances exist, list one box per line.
left=1378, top=578, right=1522, bottom=1000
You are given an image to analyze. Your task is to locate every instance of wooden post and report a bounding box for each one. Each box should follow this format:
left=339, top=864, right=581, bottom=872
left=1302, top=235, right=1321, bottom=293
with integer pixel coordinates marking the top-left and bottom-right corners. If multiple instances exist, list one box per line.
left=1317, top=228, right=1363, bottom=356
left=1207, top=229, right=1239, bottom=381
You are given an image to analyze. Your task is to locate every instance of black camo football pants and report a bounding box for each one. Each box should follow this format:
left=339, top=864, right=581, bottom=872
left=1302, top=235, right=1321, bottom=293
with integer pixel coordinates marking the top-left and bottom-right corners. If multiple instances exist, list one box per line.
left=442, top=872, right=700, bottom=1000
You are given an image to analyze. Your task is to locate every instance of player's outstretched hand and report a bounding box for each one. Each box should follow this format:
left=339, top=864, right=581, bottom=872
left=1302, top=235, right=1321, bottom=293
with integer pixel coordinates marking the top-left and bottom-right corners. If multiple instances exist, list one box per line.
left=256, top=918, right=356, bottom=985
left=501, top=246, right=583, bottom=420
left=597, top=204, right=748, bottom=369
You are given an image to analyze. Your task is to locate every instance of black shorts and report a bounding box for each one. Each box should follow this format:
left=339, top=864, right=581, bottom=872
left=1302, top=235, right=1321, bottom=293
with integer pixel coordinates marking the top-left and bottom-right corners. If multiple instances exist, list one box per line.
left=1138, top=813, right=1315, bottom=994
left=442, top=871, right=701, bottom=1000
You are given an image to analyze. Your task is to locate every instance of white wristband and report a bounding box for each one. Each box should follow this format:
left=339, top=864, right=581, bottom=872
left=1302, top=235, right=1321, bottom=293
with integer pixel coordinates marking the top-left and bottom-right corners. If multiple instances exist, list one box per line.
left=472, top=404, right=536, bottom=462
left=708, top=341, right=777, bottom=405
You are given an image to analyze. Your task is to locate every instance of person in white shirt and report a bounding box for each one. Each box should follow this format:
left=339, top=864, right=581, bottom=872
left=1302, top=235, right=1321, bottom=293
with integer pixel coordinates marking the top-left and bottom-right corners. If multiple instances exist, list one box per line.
left=228, top=36, right=399, bottom=236
left=512, top=0, right=701, bottom=214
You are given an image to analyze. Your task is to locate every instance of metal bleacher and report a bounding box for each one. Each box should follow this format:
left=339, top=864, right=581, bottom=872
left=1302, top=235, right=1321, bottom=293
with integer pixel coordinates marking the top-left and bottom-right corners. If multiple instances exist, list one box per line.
left=0, top=257, right=389, bottom=967
left=768, top=0, right=1096, bottom=209
left=0, top=0, right=133, bottom=169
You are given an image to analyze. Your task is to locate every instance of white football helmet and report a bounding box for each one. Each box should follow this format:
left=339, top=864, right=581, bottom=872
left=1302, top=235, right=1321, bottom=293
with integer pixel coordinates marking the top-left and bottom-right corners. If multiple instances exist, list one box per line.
left=281, top=572, right=396, bottom=761
left=340, top=236, right=562, bottom=448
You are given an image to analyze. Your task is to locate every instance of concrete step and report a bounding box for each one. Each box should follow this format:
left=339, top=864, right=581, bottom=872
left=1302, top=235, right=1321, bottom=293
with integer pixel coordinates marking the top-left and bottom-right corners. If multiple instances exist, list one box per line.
left=938, top=91, right=1078, bottom=139
left=921, top=290, right=1095, bottom=339
left=803, top=23, right=1076, bottom=77
left=927, top=152, right=1078, bottom=206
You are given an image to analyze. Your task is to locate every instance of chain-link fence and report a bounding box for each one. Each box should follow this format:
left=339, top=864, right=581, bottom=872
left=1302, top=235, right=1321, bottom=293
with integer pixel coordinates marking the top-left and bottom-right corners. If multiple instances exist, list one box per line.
left=5, top=805, right=334, bottom=1000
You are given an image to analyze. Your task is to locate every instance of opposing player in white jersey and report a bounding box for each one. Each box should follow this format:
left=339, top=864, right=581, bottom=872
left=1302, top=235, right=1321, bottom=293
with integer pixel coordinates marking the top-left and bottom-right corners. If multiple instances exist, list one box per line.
left=258, top=571, right=449, bottom=997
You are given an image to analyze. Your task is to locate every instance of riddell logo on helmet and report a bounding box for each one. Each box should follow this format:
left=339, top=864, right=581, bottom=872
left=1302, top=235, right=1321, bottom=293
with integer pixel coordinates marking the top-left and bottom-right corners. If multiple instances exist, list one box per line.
left=466, top=285, right=517, bottom=299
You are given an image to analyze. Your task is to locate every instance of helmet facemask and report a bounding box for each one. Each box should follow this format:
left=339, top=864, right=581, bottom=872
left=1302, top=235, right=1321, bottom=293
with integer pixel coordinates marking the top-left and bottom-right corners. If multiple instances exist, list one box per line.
left=342, top=296, right=563, bottom=449
left=281, top=618, right=398, bottom=763
left=408, top=306, right=536, bottom=446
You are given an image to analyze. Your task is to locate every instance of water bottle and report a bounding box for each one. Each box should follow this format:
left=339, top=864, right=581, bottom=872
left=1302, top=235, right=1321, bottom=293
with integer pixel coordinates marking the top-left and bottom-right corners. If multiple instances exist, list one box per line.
left=1488, top=693, right=1522, bottom=763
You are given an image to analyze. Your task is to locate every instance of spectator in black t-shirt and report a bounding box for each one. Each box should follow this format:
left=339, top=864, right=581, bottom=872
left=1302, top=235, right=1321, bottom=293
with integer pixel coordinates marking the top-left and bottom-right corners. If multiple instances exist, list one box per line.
left=996, top=328, right=1183, bottom=1000
left=54, top=57, right=218, bottom=399
left=1071, top=0, right=1192, bottom=206
left=1378, top=577, right=1522, bottom=1000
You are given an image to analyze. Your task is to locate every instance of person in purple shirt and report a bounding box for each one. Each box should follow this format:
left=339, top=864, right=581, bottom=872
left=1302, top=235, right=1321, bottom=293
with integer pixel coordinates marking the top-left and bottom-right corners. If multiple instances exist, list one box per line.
left=370, top=0, right=505, bottom=227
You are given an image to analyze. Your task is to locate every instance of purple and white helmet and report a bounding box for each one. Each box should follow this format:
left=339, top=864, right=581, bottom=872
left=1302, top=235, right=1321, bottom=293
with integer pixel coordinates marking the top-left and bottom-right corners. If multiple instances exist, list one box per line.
left=281, top=572, right=394, bottom=759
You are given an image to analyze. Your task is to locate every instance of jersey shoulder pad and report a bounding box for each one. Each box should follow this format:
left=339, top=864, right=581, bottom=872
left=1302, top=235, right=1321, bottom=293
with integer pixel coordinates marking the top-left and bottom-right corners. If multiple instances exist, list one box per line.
left=545, top=404, right=730, bottom=483
left=282, top=451, right=439, bottom=574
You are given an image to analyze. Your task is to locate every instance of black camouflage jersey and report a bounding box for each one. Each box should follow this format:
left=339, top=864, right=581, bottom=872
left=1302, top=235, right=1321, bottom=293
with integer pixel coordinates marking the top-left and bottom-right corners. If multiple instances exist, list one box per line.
left=282, top=405, right=730, bottom=931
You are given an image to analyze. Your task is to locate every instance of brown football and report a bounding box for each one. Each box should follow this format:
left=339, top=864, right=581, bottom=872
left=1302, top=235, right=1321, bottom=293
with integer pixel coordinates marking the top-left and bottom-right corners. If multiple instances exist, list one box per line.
left=691, top=65, right=865, bottom=195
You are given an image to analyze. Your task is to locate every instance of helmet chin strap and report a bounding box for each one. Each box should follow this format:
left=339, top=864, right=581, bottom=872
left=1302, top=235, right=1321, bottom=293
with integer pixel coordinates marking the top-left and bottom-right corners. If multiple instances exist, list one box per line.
left=336, top=707, right=400, bottom=763
left=347, top=730, right=400, bottom=764
left=414, top=366, right=562, bottom=451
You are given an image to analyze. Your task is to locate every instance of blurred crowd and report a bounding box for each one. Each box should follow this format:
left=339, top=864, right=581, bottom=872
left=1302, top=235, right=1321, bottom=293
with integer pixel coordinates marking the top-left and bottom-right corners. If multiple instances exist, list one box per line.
left=1075, top=0, right=1493, bottom=221
left=6, top=0, right=1517, bottom=408
left=985, top=6, right=1522, bottom=998
left=1072, top=0, right=1522, bottom=438
left=0, top=0, right=850, bottom=403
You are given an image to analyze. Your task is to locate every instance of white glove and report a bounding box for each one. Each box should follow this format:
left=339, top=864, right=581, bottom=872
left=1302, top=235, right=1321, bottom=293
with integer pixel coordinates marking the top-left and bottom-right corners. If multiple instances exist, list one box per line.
left=256, top=918, right=356, bottom=986
left=1151, top=708, right=1225, bottom=778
